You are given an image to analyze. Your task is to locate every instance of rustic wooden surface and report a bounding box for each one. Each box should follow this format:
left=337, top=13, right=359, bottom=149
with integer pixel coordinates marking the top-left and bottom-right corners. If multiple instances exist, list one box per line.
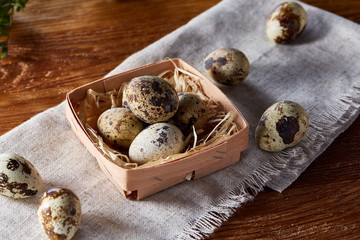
left=0, top=0, right=359, bottom=239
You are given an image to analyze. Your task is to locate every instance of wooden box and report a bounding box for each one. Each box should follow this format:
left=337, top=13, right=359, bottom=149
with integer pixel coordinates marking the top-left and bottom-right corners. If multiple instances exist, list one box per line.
left=65, top=59, right=249, bottom=200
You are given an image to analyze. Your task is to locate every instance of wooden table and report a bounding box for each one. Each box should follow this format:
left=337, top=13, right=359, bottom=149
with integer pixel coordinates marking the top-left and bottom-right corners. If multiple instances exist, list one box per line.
left=1, top=0, right=359, bottom=239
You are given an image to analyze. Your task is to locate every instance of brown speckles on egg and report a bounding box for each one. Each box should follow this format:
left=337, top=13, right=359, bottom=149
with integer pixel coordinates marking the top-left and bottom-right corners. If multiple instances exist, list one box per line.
left=4, top=181, right=38, bottom=196
left=204, top=57, right=215, bottom=70
left=39, top=207, right=62, bottom=240
left=216, top=57, right=228, bottom=67
left=266, top=2, right=307, bottom=44
left=255, top=101, right=308, bottom=152
left=274, top=4, right=302, bottom=43
left=114, top=120, right=123, bottom=133
left=125, top=76, right=179, bottom=123
left=0, top=173, right=8, bottom=184
left=97, top=107, right=143, bottom=149
left=276, top=116, right=300, bottom=144
left=121, top=83, right=130, bottom=108
left=122, top=100, right=128, bottom=108
left=45, top=187, right=68, bottom=199
left=174, top=92, right=208, bottom=132
left=274, top=102, right=284, bottom=114
left=151, top=80, right=163, bottom=94
left=204, top=48, right=250, bottom=85
left=129, top=123, right=184, bottom=165
left=21, top=188, right=37, bottom=196
left=6, top=159, right=20, bottom=171
left=20, top=160, right=32, bottom=175
left=38, top=187, right=81, bottom=240
left=188, top=117, right=197, bottom=126
left=154, top=131, right=169, bottom=147
left=0, top=153, right=44, bottom=199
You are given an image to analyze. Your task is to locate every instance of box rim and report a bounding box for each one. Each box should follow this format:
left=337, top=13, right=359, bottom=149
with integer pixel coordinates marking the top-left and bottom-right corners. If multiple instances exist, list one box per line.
left=65, top=58, right=249, bottom=172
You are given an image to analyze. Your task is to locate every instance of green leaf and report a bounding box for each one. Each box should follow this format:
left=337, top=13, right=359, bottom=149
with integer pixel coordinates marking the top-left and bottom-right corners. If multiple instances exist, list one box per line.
left=0, top=0, right=28, bottom=58
left=0, top=29, right=10, bottom=35
left=0, top=45, right=7, bottom=58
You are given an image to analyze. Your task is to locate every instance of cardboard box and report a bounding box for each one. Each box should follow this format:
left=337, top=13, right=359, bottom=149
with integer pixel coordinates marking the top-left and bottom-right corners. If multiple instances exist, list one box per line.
left=65, top=59, right=249, bottom=200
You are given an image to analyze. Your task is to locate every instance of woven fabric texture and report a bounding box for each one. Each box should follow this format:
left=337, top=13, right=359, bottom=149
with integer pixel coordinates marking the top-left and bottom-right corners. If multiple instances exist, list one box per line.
left=1, top=0, right=360, bottom=239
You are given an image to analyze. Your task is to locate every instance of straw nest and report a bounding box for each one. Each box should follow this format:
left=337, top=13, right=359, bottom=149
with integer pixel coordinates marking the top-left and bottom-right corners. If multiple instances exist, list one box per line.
left=77, top=60, right=239, bottom=169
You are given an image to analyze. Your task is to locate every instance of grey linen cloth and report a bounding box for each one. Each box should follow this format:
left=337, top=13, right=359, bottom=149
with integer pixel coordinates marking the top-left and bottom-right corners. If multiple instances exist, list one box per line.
left=1, top=0, right=360, bottom=239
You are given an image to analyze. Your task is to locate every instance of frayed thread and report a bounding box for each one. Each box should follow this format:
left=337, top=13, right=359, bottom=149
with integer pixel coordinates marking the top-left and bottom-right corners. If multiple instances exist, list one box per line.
left=266, top=78, right=360, bottom=190
left=175, top=75, right=360, bottom=239
left=173, top=161, right=280, bottom=239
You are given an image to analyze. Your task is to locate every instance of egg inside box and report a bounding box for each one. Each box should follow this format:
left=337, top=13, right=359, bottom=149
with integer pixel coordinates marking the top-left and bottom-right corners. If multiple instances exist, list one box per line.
left=65, top=59, right=249, bottom=200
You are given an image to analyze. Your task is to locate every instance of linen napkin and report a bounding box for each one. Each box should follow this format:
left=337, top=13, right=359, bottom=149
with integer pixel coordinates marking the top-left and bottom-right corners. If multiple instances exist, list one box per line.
left=1, top=0, right=360, bottom=239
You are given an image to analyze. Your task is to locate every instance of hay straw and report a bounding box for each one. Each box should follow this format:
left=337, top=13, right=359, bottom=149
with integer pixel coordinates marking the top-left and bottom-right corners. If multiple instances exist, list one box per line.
left=77, top=60, right=239, bottom=169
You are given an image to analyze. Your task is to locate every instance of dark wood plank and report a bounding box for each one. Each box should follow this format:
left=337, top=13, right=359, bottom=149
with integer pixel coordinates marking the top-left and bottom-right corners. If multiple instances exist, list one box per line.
left=0, top=0, right=359, bottom=239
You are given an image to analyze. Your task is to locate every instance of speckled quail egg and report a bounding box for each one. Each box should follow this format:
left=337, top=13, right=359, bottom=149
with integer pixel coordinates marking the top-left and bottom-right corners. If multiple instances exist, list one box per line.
left=255, top=101, right=308, bottom=152
left=266, top=2, right=308, bottom=44
left=38, top=187, right=81, bottom=240
left=203, top=48, right=250, bottom=85
left=125, top=76, right=179, bottom=123
left=129, top=123, right=184, bottom=165
left=97, top=107, right=144, bottom=149
left=0, top=153, right=44, bottom=199
left=174, top=92, right=208, bottom=131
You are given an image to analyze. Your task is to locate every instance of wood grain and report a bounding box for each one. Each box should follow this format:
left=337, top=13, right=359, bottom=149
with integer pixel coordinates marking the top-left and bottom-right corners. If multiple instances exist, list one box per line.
left=0, top=0, right=221, bottom=134
left=209, top=117, right=360, bottom=239
left=0, top=0, right=359, bottom=239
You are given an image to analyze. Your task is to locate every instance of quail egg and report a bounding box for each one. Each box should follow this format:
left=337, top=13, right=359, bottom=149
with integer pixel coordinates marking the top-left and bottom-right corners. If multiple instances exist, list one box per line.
left=125, top=76, right=179, bottom=123
left=38, top=187, right=81, bottom=240
left=129, top=123, right=184, bottom=165
left=255, top=101, right=308, bottom=152
left=266, top=2, right=308, bottom=44
left=174, top=92, right=208, bottom=131
left=0, top=153, right=44, bottom=199
left=97, top=107, right=144, bottom=149
left=203, top=48, right=250, bottom=85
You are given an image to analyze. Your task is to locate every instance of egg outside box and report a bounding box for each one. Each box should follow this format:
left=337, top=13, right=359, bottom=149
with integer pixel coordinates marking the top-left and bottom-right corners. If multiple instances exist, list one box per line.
left=65, top=59, right=249, bottom=200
